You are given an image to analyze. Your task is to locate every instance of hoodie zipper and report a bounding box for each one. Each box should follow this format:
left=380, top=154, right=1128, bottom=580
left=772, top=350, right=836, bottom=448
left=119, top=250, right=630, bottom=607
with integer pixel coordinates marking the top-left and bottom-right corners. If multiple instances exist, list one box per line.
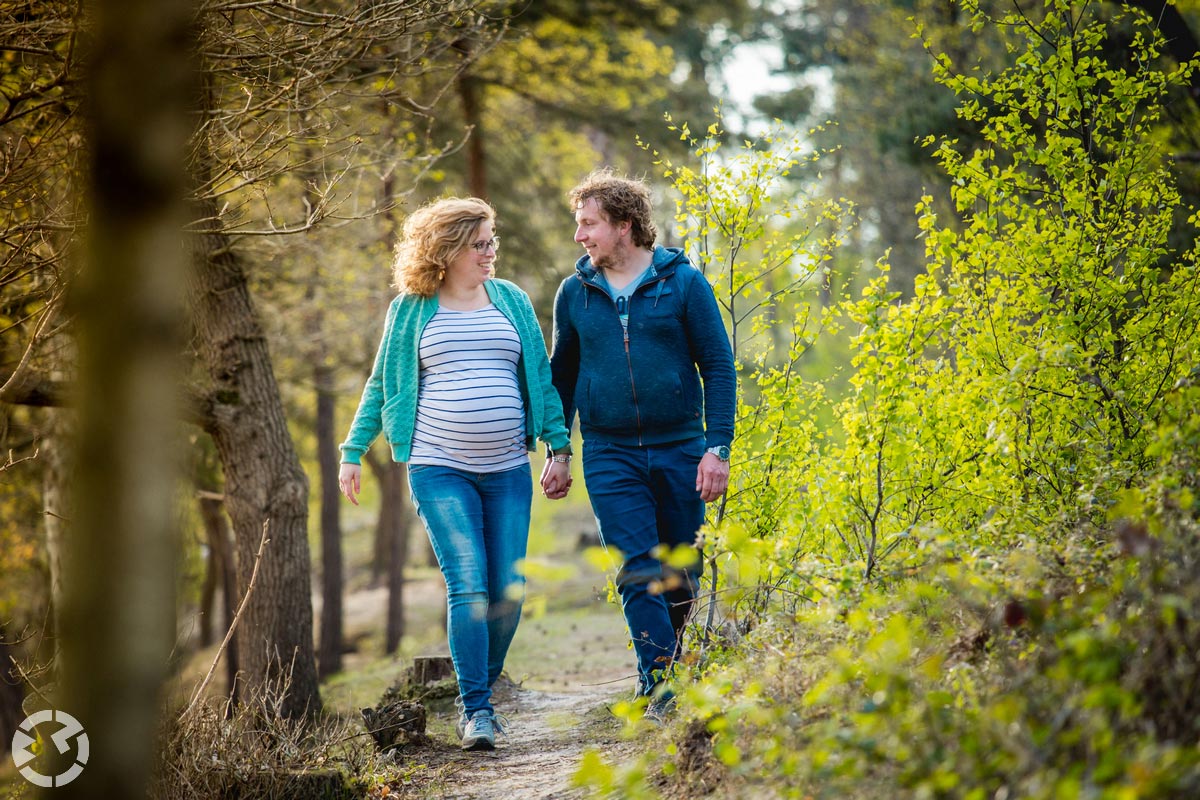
left=584, top=276, right=645, bottom=444
left=623, top=323, right=643, bottom=444
left=622, top=276, right=663, bottom=445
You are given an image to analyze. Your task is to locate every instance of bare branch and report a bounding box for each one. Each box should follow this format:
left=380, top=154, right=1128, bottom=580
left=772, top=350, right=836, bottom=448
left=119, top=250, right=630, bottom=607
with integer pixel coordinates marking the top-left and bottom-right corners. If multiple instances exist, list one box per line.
left=181, top=519, right=270, bottom=720
left=0, top=286, right=65, bottom=404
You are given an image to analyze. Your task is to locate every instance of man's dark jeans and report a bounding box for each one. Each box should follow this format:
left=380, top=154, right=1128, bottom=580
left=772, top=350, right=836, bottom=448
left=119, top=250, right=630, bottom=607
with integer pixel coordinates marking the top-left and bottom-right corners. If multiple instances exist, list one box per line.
left=582, top=436, right=705, bottom=693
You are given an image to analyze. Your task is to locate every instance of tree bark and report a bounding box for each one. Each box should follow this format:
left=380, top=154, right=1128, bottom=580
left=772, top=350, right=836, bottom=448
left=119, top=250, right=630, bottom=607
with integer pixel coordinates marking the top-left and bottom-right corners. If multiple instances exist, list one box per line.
left=315, top=363, right=343, bottom=678
left=383, top=462, right=410, bottom=654
left=368, top=137, right=413, bottom=655
left=366, top=448, right=391, bottom=584
left=199, top=545, right=216, bottom=648
left=187, top=194, right=320, bottom=720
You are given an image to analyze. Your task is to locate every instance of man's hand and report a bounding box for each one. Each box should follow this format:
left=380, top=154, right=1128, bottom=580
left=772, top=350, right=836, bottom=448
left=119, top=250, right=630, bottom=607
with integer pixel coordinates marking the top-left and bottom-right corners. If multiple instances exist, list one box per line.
left=339, top=463, right=362, bottom=506
left=695, top=453, right=729, bottom=502
left=540, top=459, right=573, bottom=500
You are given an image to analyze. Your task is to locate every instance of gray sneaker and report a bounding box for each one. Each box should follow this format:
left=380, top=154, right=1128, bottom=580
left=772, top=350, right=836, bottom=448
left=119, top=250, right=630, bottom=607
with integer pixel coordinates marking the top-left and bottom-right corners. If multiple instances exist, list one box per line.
left=643, top=694, right=677, bottom=726
left=461, top=711, right=501, bottom=751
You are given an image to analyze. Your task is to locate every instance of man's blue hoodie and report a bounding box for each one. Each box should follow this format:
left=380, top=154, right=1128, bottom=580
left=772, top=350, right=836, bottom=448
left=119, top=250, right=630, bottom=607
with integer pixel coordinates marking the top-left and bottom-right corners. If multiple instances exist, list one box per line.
left=549, top=246, right=736, bottom=449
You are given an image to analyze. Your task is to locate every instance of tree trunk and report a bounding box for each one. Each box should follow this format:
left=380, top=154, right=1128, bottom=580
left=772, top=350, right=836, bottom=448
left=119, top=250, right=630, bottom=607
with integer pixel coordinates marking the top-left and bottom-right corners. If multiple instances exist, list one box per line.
left=199, top=519, right=217, bottom=648
left=385, top=467, right=409, bottom=655
left=368, top=138, right=414, bottom=654
left=56, top=0, right=194, bottom=794
left=454, top=40, right=489, bottom=199
left=412, top=655, right=454, bottom=684
left=197, top=494, right=239, bottom=701
left=315, top=363, right=343, bottom=678
left=384, top=462, right=410, bottom=654
left=187, top=195, right=320, bottom=720
left=0, top=628, right=24, bottom=757
left=41, top=410, right=68, bottom=670
left=364, top=451, right=412, bottom=654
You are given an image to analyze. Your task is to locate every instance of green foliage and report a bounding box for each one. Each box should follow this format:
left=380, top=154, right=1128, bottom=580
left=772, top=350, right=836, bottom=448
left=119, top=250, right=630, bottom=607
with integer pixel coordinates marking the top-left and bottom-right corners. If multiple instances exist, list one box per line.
left=911, top=0, right=1200, bottom=528
left=577, top=0, right=1200, bottom=796
left=677, top=379, right=1200, bottom=797
left=487, top=17, right=675, bottom=114
left=637, top=111, right=857, bottom=618
left=658, top=514, right=1200, bottom=799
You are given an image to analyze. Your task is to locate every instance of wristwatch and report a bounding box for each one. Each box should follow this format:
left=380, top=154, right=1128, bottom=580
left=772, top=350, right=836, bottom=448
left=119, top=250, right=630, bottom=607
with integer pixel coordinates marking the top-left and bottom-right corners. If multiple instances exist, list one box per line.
left=705, top=445, right=731, bottom=462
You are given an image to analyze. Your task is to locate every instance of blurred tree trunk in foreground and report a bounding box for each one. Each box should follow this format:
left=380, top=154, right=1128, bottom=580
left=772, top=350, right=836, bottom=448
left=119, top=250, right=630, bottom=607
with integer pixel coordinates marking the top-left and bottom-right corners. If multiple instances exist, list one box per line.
left=55, top=0, right=196, bottom=795
left=0, top=629, right=24, bottom=756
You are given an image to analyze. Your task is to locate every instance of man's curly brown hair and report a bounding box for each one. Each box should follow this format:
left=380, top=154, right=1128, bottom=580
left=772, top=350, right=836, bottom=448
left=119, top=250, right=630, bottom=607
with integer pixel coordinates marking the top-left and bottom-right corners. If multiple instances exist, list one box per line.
left=392, top=197, right=495, bottom=297
left=568, top=168, right=658, bottom=249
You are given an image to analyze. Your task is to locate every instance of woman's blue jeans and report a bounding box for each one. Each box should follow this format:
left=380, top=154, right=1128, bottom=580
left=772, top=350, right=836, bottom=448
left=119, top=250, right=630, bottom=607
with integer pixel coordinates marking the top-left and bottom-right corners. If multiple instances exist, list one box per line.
left=582, top=437, right=705, bottom=695
left=408, top=461, right=532, bottom=718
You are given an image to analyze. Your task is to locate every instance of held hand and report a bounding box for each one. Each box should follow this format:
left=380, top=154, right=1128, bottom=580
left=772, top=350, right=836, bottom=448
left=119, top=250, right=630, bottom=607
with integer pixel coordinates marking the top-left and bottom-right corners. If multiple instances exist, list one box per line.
left=695, top=453, right=729, bottom=503
left=540, top=459, right=572, bottom=500
left=338, top=463, right=362, bottom=506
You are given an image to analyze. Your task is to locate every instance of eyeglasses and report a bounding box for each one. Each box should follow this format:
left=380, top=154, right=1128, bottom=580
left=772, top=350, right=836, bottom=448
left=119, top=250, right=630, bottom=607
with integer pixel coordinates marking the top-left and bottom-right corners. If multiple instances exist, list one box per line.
left=469, top=237, right=500, bottom=253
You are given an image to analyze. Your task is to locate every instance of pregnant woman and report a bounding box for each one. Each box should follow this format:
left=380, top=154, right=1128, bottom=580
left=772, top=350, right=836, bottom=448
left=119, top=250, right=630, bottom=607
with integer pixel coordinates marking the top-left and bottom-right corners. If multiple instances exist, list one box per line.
left=338, top=197, right=573, bottom=751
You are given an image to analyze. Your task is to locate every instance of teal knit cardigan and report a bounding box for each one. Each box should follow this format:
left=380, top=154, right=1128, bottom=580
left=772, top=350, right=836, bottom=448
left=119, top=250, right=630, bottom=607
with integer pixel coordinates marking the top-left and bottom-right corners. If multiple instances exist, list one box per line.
left=339, top=279, right=571, bottom=465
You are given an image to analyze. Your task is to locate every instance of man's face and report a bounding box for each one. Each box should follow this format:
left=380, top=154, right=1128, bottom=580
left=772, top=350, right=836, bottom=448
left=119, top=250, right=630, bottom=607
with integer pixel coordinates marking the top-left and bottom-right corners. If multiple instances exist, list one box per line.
left=573, top=197, right=626, bottom=269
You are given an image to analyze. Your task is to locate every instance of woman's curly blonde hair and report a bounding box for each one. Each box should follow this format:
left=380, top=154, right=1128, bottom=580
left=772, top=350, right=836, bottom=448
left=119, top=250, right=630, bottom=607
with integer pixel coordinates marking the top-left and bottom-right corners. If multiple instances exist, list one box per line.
left=392, top=197, right=496, bottom=297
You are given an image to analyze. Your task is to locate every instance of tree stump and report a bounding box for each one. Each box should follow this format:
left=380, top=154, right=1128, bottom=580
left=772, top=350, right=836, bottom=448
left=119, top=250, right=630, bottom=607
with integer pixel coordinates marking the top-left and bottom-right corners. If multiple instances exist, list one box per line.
left=361, top=700, right=428, bottom=751
left=412, top=655, right=454, bottom=684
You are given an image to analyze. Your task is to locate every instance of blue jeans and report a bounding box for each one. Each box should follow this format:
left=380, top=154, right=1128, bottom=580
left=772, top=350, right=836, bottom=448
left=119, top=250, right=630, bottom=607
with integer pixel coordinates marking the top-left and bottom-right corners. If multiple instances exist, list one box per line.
left=408, top=462, right=532, bottom=718
left=582, top=437, right=705, bottom=694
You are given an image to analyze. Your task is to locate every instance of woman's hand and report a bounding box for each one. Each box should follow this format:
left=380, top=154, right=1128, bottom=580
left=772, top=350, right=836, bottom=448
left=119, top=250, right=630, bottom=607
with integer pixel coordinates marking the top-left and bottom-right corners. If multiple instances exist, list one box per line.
left=540, top=459, right=572, bottom=500
left=339, top=463, right=362, bottom=506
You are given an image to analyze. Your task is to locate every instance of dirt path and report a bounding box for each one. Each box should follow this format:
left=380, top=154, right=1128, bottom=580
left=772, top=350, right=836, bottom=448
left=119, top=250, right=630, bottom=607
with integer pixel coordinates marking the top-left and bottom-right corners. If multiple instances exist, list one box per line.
left=402, top=679, right=640, bottom=800
left=340, top=562, right=646, bottom=799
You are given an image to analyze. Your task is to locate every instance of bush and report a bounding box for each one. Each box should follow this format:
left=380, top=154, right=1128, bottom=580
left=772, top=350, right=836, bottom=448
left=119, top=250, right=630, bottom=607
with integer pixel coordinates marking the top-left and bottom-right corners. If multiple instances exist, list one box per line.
left=574, top=1, right=1200, bottom=797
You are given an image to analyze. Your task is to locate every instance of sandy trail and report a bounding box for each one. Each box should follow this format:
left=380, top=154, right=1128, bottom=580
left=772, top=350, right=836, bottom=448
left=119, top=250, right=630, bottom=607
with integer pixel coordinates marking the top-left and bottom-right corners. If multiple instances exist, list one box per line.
left=340, top=562, right=644, bottom=799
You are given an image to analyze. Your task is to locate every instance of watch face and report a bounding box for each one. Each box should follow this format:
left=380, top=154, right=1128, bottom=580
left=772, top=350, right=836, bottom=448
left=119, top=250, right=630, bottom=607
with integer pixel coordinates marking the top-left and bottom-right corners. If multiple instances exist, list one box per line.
left=708, top=445, right=730, bottom=460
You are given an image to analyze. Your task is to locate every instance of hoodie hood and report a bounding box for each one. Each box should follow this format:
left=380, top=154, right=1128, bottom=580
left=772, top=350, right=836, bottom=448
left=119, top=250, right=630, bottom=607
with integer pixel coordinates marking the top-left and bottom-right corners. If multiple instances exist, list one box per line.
left=573, top=245, right=690, bottom=282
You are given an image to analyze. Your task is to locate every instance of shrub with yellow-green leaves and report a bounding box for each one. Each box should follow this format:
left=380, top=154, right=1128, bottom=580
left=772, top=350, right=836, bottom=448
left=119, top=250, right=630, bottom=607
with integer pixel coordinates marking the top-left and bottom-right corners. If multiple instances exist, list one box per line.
left=651, top=498, right=1200, bottom=799
left=575, top=0, right=1200, bottom=797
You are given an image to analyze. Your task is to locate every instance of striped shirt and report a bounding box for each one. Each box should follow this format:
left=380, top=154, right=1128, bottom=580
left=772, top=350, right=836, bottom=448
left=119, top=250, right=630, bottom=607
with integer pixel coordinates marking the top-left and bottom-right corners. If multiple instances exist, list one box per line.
left=409, top=304, right=528, bottom=472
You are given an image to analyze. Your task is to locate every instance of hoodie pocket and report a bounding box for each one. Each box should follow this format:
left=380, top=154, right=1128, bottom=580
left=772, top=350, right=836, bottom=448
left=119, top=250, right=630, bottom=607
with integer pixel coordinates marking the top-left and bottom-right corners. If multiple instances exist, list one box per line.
left=638, top=370, right=698, bottom=429
left=581, top=376, right=638, bottom=432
